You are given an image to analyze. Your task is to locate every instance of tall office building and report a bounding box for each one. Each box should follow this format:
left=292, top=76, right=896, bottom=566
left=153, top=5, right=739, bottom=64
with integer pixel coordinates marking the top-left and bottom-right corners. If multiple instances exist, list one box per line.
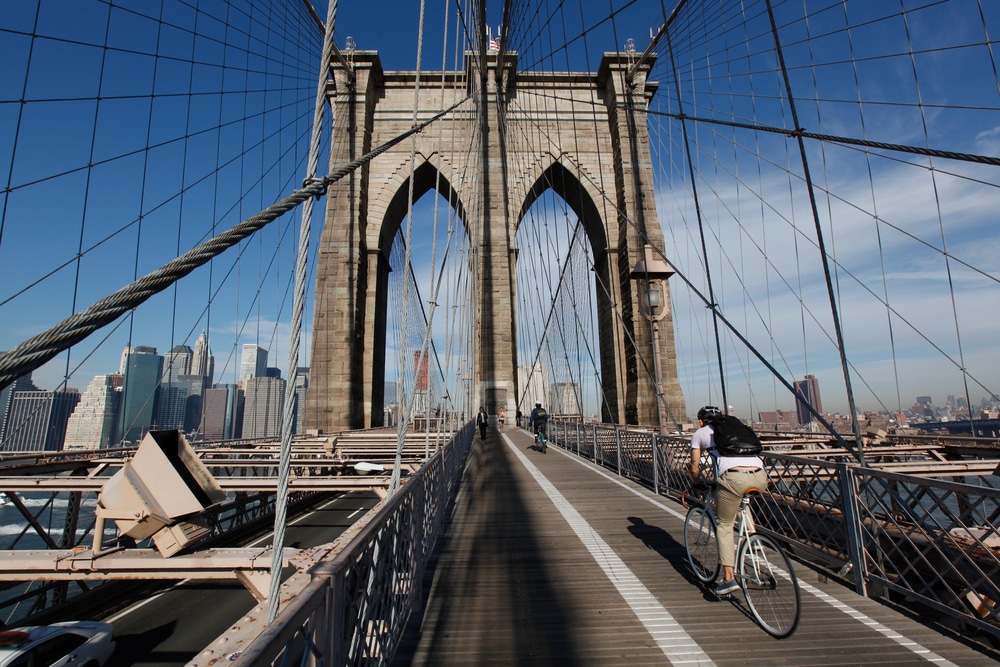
left=240, top=345, right=267, bottom=383
left=412, top=352, right=430, bottom=415
left=153, top=383, right=188, bottom=430
left=202, top=384, right=241, bottom=440
left=178, top=374, right=206, bottom=433
left=1, top=389, right=80, bottom=452
left=551, top=382, right=582, bottom=416
left=794, top=374, right=823, bottom=426
left=0, top=359, right=38, bottom=443
left=242, top=376, right=285, bottom=438
left=191, top=331, right=214, bottom=385
left=518, top=363, right=548, bottom=412
left=64, top=374, right=122, bottom=450
left=119, top=346, right=163, bottom=443
left=293, top=367, right=309, bottom=434
left=161, top=345, right=192, bottom=384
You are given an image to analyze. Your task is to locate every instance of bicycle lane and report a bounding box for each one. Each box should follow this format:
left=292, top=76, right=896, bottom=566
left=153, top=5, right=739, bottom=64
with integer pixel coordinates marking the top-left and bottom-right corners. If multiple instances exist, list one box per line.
left=507, top=431, right=997, bottom=667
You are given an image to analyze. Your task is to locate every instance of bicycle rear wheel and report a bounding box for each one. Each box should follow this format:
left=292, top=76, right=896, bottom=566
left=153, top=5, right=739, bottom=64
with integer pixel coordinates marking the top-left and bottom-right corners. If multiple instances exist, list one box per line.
left=737, top=533, right=800, bottom=638
left=684, top=506, right=719, bottom=583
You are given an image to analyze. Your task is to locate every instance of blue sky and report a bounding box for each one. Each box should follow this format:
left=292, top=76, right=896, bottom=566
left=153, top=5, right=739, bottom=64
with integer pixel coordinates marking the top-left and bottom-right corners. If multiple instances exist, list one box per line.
left=1, top=1, right=998, bottom=421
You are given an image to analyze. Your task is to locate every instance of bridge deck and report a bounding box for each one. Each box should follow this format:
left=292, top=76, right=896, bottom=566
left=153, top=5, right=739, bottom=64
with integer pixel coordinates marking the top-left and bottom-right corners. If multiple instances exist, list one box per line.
left=393, top=426, right=998, bottom=666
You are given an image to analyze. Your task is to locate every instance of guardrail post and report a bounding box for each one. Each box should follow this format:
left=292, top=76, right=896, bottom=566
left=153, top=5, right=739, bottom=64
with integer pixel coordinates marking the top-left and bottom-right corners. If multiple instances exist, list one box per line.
left=838, top=463, right=868, bottom=597
left=652, top=433, right=659, bottom=495
left=329, top=569, right=345, bottom=666
left=615, top=426, right=623, bottom=476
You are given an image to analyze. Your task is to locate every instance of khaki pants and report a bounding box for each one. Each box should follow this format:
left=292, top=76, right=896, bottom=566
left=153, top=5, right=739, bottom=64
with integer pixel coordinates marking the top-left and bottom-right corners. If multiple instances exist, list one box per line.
left=716, top=468, right=769, bottom=567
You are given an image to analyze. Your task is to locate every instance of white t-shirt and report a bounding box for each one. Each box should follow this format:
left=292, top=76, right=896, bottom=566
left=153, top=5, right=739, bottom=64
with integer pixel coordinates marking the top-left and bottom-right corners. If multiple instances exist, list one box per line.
left=690, top=424, right=764, bottom=477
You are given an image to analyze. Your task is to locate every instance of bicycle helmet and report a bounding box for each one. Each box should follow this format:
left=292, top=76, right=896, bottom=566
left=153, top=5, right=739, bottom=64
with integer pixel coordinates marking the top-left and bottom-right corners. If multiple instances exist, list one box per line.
left=697, top=405, right=722, bottom=422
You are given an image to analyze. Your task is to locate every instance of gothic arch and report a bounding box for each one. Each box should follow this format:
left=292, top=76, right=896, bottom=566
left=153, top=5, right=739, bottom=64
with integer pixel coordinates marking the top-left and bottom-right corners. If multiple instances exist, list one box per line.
left=514, top=159, right=626, bottom=422
left=374, top=157, right=468, bottom=253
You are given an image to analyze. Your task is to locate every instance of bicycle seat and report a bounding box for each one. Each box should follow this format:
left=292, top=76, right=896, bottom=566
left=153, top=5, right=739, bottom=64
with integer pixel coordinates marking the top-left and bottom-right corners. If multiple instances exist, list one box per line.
left=743, top=487, right=764, bottom=497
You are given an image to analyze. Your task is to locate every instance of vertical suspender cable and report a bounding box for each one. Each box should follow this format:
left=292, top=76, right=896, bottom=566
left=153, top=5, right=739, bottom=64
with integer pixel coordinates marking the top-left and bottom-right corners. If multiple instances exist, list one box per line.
left=389, top=0, right=428, bottom=498
left=663, top=31, right=728, bottom=411
left=268, top=0, right=339, bottom=623
left=763, top=0, right=864, bottom=463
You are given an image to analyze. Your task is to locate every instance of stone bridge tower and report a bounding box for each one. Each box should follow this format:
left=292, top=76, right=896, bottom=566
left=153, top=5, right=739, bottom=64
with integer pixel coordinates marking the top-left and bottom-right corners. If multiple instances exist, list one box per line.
left=306, top=50, right=687, bottom=434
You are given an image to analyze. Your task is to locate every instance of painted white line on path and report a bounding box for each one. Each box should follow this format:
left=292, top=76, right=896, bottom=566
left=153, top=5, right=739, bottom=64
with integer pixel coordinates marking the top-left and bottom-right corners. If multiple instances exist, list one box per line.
left=550, top=443, right=959, bottom=666
left=502, top=432, right=715, bottom=667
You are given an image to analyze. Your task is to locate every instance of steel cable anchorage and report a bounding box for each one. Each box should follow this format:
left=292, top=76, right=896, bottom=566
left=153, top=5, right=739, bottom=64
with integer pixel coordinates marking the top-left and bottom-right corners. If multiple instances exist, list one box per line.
left=0, top=97, right=470, bottom=391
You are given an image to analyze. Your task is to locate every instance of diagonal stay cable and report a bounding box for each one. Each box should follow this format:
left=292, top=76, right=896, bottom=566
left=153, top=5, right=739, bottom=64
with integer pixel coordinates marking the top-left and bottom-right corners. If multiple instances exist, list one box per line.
left=0, top=95, right=470, bottom=391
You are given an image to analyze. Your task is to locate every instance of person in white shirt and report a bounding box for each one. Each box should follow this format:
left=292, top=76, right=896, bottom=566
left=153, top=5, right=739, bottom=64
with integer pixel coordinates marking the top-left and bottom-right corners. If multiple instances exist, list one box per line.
left=689, top=405, right=768, bottom=596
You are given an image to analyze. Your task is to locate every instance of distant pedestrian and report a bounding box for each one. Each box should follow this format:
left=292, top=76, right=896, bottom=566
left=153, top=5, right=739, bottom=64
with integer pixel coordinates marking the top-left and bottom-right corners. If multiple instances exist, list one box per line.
left=498, top=406, right=506, bottom=430
left=476, top=406, right=489, bottom=439
left=516, top=409, right=523, bottom=428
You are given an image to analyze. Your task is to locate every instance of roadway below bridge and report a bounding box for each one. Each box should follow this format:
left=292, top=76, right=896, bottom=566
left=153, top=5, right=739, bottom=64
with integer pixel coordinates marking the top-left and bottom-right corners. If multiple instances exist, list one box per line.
left=102, top=491, right=381, bottom=667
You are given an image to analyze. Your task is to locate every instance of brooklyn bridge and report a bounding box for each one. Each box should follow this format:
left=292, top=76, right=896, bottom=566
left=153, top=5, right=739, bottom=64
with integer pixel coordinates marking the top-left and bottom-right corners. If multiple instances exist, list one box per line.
left=0, top=1, right=998, bottom=665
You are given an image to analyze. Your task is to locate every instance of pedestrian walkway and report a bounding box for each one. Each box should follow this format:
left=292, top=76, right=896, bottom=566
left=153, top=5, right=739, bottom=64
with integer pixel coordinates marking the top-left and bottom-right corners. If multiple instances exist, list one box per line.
left=393, top=426, right=999, bottom=666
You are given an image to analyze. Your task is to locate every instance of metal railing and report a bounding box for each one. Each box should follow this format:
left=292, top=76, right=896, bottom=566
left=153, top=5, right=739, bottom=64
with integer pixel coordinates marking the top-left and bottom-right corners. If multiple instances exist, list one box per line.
left=206, top=423, right=475, bottom=667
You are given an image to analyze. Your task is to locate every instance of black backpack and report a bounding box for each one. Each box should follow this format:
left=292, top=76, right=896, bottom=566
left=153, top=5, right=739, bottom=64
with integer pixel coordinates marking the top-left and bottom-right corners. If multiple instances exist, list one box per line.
left=710, top=414, right=763, bottom=457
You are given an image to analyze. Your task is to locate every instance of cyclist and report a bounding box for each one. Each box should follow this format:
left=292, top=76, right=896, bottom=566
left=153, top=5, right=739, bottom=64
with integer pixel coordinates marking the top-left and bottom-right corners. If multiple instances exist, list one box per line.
left=690, top=405, right=768, bottom=596
left=528, top=401, right=548, bottom=440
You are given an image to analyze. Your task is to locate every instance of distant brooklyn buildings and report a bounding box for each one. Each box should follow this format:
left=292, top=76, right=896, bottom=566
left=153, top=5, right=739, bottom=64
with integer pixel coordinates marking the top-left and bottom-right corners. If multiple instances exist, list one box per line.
left=794, top=374, right=823, bottom=426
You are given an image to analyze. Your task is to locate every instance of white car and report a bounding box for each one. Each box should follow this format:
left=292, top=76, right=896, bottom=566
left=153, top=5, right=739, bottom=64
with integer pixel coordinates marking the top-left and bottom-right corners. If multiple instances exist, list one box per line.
left=0, top=621, right=115, bottom=667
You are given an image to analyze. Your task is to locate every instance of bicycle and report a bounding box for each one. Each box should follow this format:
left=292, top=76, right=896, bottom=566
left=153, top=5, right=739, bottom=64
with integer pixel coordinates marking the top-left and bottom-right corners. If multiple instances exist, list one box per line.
left=683, top=482, right=801, bottom=638
left=533, top=425, right=547, bottom=453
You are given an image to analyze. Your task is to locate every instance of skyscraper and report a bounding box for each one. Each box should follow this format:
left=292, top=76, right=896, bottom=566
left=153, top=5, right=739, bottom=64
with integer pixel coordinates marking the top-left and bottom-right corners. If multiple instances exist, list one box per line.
left=202, top=384, right=241, bottom=440
left=153, top=383, right=188, bottom=430
left=191, top=331, right=214, bottom=385
left=161, top=345, right=193, bottom=384
left=518, top=363, right=548, bottom=411
left=1, top=389, right=80, bottom=452
left=119, top=346, right=163, bottom=443
left=293, top=367, right=309, bottom=435
left=413, top=352, right=430, bottom=415
left=64, top=373, right=122, bottom=450
left=0, top=359, right=38, bottom=444
left=240, top=345, right=267, bottom=383
left=242, top=376, right=285, bottom=438
left=794, top=374, right=823, bottom=426
left=551, top=382, right=582, bottom=416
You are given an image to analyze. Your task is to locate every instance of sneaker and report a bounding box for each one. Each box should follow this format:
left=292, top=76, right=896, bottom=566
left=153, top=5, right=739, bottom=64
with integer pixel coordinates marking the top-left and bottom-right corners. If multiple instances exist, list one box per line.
left=713, top=579, right=739, bottom=596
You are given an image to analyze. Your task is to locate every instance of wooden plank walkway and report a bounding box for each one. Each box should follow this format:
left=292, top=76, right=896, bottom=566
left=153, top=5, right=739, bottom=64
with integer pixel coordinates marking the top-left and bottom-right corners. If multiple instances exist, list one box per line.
left=393, top=426, right=1000, bottom=666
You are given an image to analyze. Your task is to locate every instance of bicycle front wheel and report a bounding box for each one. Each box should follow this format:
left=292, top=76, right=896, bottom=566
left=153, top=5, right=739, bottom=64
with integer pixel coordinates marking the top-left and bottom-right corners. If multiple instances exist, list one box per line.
left=737, top=533, right=800, bottom=638
left=684, top=506, right=719, bottom=583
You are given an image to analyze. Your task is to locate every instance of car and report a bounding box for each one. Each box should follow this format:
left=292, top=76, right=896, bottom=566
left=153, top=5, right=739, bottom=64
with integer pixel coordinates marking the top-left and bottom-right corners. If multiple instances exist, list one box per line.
left=0, top=621, right=115, bottom=667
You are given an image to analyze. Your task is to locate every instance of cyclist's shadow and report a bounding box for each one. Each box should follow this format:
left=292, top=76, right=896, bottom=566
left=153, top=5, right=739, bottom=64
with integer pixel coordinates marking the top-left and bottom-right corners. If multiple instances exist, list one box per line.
left=626, top=515, right=728, bottom=603
left=627, top=515, right=769, bottom=627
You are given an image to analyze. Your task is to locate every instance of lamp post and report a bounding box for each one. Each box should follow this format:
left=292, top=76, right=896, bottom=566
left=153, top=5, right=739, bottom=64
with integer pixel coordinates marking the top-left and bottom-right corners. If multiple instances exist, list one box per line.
left=462, top=375, right=471, bottom=423
left=629, top=245, right=675, bottom=436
